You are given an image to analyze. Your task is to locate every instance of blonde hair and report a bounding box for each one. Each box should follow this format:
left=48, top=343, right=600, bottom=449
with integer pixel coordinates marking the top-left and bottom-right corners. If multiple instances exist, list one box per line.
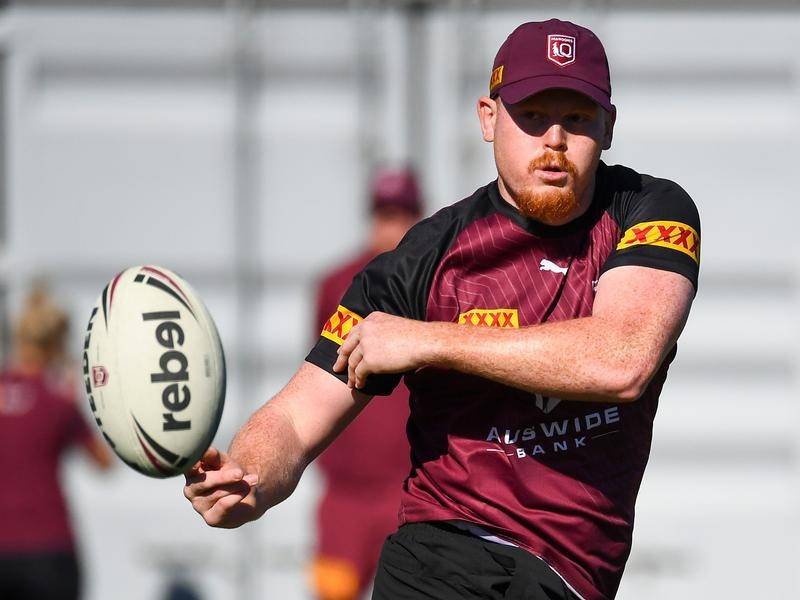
left=14, top=283, right=69, bottom=352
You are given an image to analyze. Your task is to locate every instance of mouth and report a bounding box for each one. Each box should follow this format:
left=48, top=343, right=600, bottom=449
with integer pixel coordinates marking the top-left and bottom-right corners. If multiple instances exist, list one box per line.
left=536, top=163, right=568, bottom=174
left=534, top=166, right=569, bottom=184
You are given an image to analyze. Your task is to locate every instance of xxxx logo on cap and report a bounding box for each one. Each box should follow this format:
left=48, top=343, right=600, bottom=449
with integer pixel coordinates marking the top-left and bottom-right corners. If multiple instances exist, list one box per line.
left=490, top=65, right=504, bottom=93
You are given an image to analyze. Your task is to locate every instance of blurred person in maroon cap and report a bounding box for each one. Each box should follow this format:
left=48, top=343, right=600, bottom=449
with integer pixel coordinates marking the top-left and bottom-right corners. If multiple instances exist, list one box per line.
left=310, top=167, right=422, bottom=600
left=184, top=19, right=699, bottom=600
left=0, top=284, right=113, bottom=600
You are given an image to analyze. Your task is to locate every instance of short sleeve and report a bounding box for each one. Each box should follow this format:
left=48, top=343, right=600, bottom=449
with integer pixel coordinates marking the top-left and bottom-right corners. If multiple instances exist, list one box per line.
left=305, top=217, right=447, bottom=396
left=601, top=177, right=701, bottom=290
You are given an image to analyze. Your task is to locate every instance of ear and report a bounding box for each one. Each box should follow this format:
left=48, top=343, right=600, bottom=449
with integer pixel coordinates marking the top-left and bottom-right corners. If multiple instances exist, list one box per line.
left=602, top=106, right=617, bottom=150
left=477, top=96, right=498, bottom=142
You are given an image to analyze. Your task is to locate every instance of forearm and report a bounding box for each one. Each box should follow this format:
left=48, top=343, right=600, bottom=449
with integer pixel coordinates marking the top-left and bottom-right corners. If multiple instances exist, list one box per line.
left=228, top=402, right=308, bottom=513
left=184, top=363, right=368, bottom=529
left=227, top=362, right=370, bottom=513
left=427, top=315, right=657, bottom=402
left=339, top=268, right=692, bottom=403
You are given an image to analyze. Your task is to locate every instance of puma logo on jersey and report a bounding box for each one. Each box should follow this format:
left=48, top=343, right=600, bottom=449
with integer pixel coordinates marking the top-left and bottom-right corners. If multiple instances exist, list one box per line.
left=539, top=259, right=568, bottom=275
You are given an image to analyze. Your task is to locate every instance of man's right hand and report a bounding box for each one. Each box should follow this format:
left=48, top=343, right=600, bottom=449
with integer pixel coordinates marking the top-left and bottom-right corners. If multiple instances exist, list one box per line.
left=183, top=447, right=261, bottom=528
left=182, top=363, right=372, bottom=529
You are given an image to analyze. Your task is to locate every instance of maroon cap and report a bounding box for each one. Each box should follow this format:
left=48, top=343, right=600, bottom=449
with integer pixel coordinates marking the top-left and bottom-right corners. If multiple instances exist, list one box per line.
left=370, top=167, right=423, bottom=216
left=489, top=19, right=614, bottom=112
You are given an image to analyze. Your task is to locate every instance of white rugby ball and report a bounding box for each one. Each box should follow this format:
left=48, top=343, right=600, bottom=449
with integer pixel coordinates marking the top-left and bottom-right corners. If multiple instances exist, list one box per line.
left=82, top=265, right=226, bottom=478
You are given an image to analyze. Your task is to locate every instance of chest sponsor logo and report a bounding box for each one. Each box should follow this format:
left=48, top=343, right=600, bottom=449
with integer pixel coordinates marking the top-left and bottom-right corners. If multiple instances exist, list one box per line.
left=485, top=405, right=622, bottom=459
left=617, top=220, right=700, bottom=264
left=547, top=34, right=576, bottom=67
left=458, top=308, right=519, bottom=328
left=321, top=305, right=363, bottom=346
left=539, top=258, right=568, bottom=275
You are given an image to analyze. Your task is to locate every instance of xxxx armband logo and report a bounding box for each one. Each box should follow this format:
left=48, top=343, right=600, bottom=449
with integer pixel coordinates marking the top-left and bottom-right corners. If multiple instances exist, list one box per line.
left=458, top=308, right=519, bottom=328
left=617, top=220, right=700, bottom=264
left=321, top=305, right=363, bottom=346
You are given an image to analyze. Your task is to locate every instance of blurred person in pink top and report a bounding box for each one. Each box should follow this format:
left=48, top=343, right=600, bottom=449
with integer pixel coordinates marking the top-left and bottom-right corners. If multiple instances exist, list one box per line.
left=310, top=168, right=423, bottom=600
left=0, top=285, right=112, bottom=600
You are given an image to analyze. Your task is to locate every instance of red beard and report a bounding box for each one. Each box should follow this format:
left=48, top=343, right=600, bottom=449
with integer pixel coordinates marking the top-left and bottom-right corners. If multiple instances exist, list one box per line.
left=515, top=151, right=579, bottom=224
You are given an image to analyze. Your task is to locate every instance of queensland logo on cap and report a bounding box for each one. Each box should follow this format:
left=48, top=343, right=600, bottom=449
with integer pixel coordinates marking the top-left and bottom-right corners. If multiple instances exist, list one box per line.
left=547, top=34, right=576, bottom=67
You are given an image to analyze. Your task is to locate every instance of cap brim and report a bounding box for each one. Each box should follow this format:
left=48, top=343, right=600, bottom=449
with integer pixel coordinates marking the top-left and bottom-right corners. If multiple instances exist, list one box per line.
left=499, top=75, right=614, bottom=113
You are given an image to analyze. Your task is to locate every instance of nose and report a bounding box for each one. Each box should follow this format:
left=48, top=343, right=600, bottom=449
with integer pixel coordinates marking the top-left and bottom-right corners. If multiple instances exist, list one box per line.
left=543, top=123, right=567, bottom=152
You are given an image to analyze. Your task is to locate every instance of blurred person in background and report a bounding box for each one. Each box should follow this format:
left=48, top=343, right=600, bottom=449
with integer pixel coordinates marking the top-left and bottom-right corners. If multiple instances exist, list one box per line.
left=0, top=284, right=113, bottom=600
left=310, top=167, right=423, bottom=600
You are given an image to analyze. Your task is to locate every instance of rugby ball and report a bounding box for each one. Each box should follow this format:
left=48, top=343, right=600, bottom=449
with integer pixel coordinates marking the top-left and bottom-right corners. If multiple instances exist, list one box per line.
left=82, top=265, right=225, bottom=478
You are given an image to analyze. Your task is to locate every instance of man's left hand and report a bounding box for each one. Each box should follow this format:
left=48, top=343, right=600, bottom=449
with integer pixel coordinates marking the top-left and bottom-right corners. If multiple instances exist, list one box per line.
left=332, top=312, right=440, bottom=389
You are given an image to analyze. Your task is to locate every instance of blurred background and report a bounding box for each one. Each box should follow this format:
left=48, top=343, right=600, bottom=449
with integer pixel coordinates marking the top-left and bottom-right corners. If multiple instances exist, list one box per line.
left=0, top=0, right=797, bottom=598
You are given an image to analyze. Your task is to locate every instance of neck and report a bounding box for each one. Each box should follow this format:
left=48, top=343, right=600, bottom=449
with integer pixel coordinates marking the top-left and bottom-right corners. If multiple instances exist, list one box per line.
left=14, top=345, right=48, bottom=376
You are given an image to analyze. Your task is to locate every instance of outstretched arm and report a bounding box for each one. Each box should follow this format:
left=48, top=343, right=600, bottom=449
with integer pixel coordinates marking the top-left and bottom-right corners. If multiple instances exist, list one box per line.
left=184, top=361, right=370, bottom=528
left=334, top=266, right=694, bottom=403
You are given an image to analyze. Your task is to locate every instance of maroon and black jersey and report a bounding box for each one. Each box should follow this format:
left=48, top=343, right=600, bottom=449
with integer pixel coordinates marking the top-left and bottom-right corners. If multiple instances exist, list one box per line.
left=0, top=370, right=92, bottom=554
left=306, top=162, right=700, bottom=600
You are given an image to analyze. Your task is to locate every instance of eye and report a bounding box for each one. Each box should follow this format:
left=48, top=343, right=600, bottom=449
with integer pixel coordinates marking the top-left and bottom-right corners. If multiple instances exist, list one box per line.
left=523, top=111, right=546, bottom=121
left=565, top=112, right=592, bottom=124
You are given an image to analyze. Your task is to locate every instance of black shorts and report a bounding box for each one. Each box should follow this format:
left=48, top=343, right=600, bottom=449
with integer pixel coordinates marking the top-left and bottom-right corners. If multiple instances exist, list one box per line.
left=0, top=551, right=81, bottom=600
left=372, top=522, right=581, bottom=600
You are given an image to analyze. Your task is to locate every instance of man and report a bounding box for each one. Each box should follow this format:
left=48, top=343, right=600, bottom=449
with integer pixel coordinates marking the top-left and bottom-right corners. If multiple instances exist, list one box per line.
left=311, top=168, right=421, bottom=600
left=184, top=19, right=699, bottom=600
